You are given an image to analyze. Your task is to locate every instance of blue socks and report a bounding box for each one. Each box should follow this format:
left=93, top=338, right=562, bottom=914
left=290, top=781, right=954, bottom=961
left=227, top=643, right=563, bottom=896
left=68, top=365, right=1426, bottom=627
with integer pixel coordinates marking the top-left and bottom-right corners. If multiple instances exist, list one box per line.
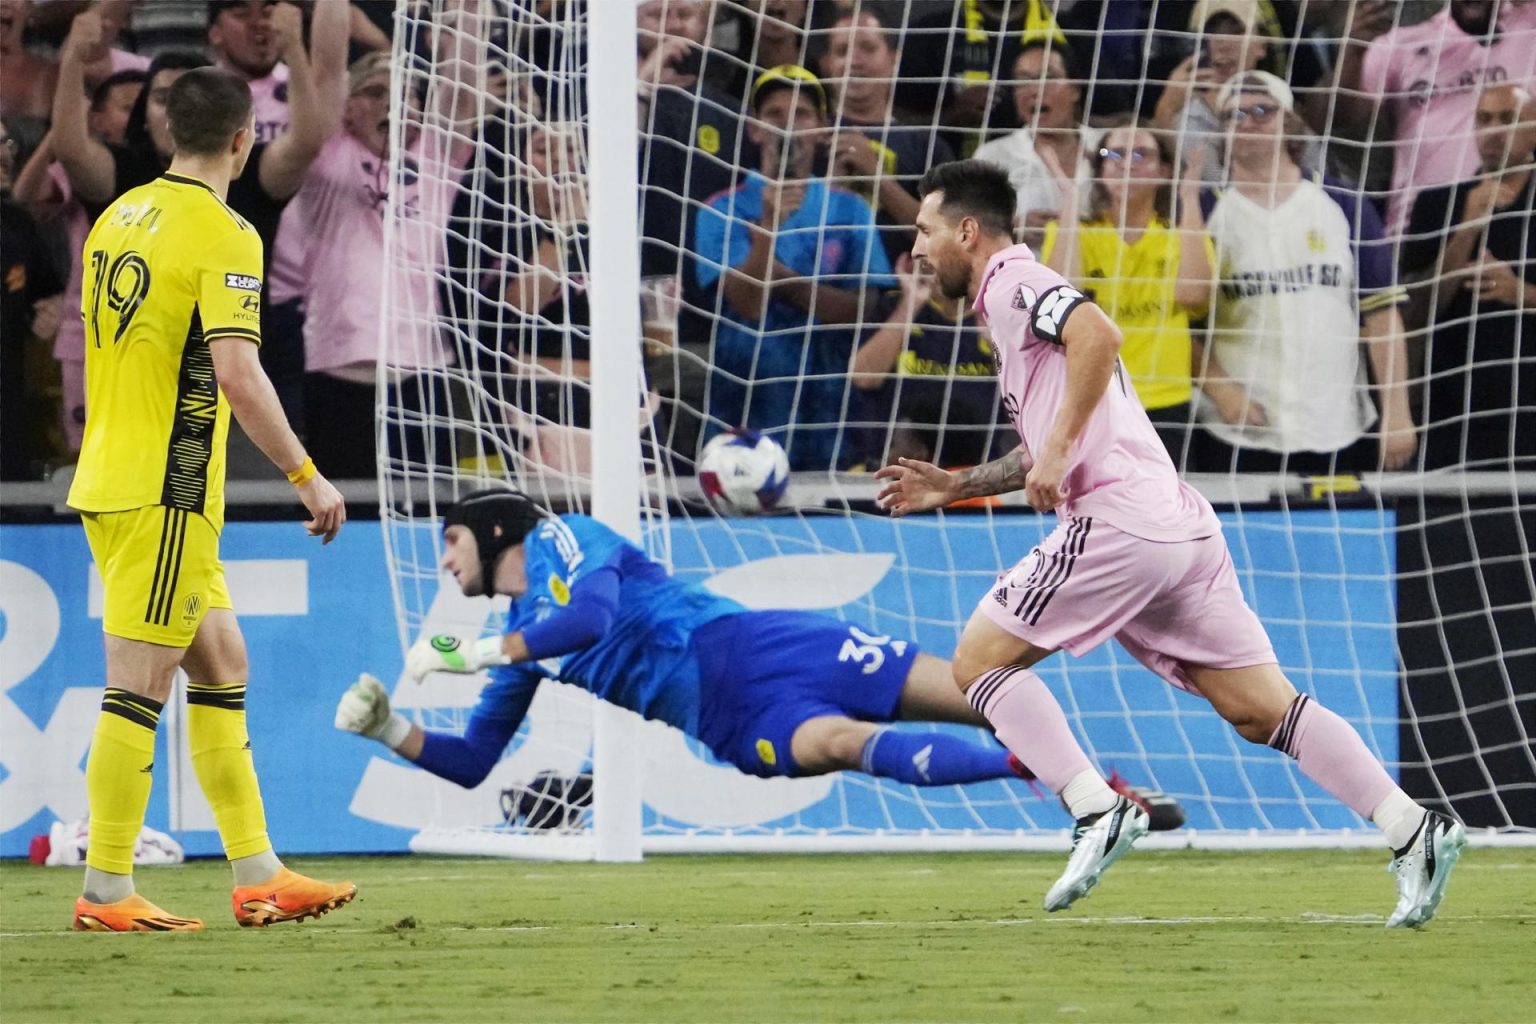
left=859, top=727, right=1016, bottom=786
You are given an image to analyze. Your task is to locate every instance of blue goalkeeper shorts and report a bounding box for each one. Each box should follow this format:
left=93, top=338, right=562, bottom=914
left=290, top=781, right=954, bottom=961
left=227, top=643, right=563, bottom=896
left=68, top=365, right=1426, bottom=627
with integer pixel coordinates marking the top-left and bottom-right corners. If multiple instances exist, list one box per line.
left=693, top=610, right=919, bottom=778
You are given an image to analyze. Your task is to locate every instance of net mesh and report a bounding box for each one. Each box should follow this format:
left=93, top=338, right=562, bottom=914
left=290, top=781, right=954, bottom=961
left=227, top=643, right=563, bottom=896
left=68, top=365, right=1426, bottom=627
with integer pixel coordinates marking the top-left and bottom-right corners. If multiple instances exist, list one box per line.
left=370, top=0, right=1535, bottom=854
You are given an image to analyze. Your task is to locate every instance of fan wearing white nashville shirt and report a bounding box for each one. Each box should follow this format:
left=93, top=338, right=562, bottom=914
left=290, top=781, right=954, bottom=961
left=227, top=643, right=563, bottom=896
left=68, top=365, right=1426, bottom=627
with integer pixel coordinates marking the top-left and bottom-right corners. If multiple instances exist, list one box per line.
left=874, top=159, right=1465, bottom=928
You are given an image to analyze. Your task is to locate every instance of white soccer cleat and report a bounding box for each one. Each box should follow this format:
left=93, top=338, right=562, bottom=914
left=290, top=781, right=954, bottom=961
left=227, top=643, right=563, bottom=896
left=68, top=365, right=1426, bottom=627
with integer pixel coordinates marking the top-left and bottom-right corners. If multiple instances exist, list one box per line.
left=1044, top=796, right=1150, bottom=912
left=334, top=673, right=392, bottom=738
left=1386, top=810, right=1467, bottom=928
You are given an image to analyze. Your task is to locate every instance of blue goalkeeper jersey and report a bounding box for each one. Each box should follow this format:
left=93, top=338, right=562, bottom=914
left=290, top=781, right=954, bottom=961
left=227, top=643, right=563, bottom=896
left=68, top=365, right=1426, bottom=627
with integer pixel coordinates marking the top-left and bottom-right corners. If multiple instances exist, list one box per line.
left=490, top=514, right=745, bottom=733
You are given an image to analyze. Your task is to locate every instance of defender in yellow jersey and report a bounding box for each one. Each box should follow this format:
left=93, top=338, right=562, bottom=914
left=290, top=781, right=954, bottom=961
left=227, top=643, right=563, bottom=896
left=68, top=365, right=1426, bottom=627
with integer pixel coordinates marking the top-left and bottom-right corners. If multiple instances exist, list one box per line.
left=66, top=68, right=355, bottom=933
left=70, top=171, right=263, bottom=647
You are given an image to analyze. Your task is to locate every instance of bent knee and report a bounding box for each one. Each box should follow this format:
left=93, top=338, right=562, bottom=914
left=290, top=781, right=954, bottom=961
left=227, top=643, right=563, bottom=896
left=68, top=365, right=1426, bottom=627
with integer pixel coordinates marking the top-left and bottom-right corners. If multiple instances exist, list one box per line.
left=1232, top=717, right=1278, bottom=745
left=791, top=718, right=877, bottom=774
left=822, top=726, right=873, bottom=769
left=1222, top=704, right=1286, bottom=745
left=950, top=649, right=993, bottom=692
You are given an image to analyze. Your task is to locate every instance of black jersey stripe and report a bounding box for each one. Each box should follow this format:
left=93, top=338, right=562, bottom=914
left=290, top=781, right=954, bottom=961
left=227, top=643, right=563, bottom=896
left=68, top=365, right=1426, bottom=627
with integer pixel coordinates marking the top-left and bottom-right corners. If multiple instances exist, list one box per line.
left=160, top=308, right=218, bottom=515
left=154, top=509, right=189, bottom=627
left=144, top=506, right=176, bottom=625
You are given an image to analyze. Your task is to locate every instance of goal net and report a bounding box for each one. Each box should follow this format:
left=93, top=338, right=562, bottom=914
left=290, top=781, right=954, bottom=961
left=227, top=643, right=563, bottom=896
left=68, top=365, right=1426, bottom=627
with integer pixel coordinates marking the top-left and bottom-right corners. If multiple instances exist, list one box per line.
left=365, top=0, right=1534, bottom=857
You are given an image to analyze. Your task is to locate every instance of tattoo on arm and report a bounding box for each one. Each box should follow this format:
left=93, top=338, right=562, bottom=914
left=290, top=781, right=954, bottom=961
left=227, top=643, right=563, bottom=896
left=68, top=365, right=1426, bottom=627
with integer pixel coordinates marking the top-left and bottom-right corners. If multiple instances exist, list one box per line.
left=953, top=445, right=1033, bottom=499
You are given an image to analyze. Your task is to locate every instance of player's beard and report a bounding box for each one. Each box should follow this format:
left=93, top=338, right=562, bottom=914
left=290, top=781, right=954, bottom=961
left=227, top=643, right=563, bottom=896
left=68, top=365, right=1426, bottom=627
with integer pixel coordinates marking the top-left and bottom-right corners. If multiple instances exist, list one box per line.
left=935, top=259, right=971, bottom=301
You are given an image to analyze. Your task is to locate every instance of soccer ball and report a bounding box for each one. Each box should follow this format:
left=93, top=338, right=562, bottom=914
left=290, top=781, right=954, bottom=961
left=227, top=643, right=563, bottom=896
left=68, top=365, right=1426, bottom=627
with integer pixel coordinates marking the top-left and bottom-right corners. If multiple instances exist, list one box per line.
left=698, top=429, right=790, bottom=515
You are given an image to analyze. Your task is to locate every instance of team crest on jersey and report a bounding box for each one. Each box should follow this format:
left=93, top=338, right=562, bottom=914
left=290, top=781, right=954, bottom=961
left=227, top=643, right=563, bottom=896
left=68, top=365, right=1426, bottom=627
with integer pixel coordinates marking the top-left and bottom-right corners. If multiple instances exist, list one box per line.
left=225, top=273, right=261, bottom=292
left=548, top=574, right=570, bottom=606
left=1011, top=284, right=1037, bottom=311
left=182, top=593, right=203, bottom=622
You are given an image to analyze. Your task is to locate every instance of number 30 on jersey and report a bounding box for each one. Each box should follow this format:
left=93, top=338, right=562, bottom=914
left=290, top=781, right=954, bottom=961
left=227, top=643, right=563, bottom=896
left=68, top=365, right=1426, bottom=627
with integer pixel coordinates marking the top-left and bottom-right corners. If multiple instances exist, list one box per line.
left=838, top=626, right=907, bottom=675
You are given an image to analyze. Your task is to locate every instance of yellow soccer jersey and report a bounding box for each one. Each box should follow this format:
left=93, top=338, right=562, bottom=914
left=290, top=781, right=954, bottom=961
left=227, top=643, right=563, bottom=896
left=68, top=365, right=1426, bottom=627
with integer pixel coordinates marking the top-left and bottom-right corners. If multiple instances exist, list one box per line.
left=1042, top=217, right=1213, bottom=412
left=67, top=173, right=263, bottom=530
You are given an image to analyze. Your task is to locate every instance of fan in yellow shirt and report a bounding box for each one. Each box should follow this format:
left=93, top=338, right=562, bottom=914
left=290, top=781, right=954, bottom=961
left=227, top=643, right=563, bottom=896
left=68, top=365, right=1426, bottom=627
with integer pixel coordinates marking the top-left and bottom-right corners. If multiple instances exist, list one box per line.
left=65, top=67, right=354, bottom=934
left=1041, top=123, right=1216, bottom=466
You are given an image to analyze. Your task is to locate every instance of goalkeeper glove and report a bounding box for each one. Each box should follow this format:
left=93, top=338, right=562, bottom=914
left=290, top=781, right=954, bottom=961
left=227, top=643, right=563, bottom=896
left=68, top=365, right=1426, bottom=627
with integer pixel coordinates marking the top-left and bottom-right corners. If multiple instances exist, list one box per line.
left=334, top=673, right=413, bottom=750
left=404, top=633, right=511, bottom=682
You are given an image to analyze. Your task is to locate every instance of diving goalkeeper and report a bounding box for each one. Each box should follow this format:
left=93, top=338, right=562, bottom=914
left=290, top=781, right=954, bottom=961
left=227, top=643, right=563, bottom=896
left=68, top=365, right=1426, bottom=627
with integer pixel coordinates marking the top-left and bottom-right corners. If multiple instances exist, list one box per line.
left=335, top=488, right=1182, bottom=827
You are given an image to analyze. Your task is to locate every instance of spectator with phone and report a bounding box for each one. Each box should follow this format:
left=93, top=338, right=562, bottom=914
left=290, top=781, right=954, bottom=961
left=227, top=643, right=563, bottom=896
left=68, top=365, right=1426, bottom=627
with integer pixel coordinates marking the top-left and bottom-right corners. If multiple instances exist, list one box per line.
left=1153, top=0, right=1322, bottom=182
left=819, top=6, right=955, bottom=265
left=692, top=65, right=895, bottom=470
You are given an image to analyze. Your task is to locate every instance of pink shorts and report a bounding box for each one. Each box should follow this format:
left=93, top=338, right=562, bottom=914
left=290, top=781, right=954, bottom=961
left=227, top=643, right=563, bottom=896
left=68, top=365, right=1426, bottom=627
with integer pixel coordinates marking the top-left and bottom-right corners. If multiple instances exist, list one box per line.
left=976, top=516, right=1277, bottom=694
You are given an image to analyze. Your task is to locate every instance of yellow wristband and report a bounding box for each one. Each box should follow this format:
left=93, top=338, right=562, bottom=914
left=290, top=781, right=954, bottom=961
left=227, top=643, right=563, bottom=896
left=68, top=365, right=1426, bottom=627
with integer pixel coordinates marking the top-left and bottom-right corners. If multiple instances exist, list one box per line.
left=286, top=456, right=317, bottom=486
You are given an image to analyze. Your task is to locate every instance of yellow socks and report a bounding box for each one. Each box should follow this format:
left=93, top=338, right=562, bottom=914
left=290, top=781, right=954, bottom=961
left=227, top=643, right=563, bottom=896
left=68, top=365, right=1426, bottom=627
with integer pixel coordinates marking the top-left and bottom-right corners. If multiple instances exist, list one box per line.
left=85, top=688, right=163, bottom=876
left=185, top=681, right=273, bottom=863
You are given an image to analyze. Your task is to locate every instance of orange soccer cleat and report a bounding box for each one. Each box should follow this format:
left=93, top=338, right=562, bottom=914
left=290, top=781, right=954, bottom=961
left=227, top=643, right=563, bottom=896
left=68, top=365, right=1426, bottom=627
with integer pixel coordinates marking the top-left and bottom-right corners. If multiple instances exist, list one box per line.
left=73, top=893, right=204, bottom=932
left=232, top=867, right=357, bottom=927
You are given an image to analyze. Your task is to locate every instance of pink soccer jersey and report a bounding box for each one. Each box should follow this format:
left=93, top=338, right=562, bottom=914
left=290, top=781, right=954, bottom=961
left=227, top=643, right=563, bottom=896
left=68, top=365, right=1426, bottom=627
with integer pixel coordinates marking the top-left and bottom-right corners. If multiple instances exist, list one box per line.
left=1359, top=5, right=1536, bottom=235
left=973, top=244, right=1218, bottom=543
left=291, top=131, right=468, bottom=374
left=247, top=63, right=291, bottom=144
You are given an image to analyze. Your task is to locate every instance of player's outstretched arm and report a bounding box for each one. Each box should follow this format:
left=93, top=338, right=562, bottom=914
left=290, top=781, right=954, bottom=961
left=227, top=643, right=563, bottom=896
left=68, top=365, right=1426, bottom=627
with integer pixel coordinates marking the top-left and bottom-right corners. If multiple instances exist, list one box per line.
left=405, top=566, right=622, bottom=681
left=875, top=445, right=1034, bottom=516
left=404, top=633, right=516, bottom=683
left=338, top=669, right=539, bottom=789
left=335, top=673, right=420, bottom=754
left=208, top=336, right=345, bottom=542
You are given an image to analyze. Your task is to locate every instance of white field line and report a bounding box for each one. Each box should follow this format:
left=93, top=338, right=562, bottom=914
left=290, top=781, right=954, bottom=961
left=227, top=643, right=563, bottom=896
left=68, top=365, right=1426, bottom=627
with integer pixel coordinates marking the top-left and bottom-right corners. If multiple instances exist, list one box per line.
left=4, top=912, right=1532, bottom=939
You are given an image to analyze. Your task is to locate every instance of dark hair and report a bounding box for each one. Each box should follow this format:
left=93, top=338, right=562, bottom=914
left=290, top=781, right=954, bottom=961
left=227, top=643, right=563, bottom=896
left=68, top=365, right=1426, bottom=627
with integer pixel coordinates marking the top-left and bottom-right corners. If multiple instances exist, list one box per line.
left=1015, top=37, right=1083, bottom=85
left=1086, top=119, right=1176, bottom=224
left=208, top=0, right=274, bottom=23
left=830, top=6, right=900, bottom=54
left=917, top=160, right=1017, bottom=238
left=90, top=69, right=149, bottom=113
left=165, top=67, right=254, bottom=156
left=1012, top=38, right=1085, bottom=123
left=125, top=52, right=210, bottom=150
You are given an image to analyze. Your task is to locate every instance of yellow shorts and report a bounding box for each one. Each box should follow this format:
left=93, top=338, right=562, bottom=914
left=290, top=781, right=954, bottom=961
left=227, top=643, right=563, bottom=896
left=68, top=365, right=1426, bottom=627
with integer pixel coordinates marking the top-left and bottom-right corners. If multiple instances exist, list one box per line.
left=82, top=505, right=231, bottom=646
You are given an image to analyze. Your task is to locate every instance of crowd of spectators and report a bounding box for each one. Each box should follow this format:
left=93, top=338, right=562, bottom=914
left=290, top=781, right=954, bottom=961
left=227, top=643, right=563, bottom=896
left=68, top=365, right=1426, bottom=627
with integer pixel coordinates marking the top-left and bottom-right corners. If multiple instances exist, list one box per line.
left=2, top=0, right=1532, bottom=487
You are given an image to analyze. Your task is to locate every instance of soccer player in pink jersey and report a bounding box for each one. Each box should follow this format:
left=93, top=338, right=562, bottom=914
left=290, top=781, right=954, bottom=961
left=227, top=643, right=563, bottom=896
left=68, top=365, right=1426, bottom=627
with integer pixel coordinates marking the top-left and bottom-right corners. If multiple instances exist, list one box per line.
left=875, top=160, right=1467, bottom=927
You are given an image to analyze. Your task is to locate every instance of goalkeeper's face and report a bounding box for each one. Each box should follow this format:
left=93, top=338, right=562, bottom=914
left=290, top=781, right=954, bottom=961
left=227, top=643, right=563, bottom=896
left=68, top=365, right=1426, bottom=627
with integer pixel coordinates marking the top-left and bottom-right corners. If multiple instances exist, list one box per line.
left=441, top=526, right=528, bottom=599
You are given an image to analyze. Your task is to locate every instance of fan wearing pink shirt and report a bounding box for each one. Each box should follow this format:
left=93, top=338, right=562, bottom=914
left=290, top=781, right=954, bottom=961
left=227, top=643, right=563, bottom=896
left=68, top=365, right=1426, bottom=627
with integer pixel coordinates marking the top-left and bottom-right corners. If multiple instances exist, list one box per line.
left=208, top=0, right=291, bottom=144
left=288, top=45, right=477, bottom=478
left=875, top=159, right=1467, bottom=928
left=1336, top=0, right=1536, bottom=236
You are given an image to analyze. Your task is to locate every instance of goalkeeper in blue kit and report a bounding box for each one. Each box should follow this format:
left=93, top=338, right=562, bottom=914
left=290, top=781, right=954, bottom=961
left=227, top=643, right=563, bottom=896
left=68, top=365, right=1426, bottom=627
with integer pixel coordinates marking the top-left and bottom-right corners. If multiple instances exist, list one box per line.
left=335, top=488, right=1181, bottom=826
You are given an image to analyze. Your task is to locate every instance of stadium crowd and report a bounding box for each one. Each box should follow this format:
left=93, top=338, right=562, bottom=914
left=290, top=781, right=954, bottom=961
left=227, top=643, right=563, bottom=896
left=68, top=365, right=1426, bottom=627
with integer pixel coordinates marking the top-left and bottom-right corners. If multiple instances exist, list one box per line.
left=2, top=0, right=1533, bottom=484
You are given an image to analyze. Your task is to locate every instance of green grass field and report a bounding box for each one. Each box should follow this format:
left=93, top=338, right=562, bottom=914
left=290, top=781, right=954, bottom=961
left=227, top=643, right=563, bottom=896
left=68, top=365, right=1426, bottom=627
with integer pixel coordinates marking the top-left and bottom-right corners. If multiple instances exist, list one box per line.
left=2, top=849, right=1531, bottom=1023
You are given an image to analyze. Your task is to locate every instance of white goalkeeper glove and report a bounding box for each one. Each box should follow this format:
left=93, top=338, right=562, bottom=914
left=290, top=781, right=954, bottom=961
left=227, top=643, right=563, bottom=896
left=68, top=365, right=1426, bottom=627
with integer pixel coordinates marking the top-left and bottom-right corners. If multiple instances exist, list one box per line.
left=404, top=633, right=511, bottom=683
left=334, top=673, right=413, bottom=750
